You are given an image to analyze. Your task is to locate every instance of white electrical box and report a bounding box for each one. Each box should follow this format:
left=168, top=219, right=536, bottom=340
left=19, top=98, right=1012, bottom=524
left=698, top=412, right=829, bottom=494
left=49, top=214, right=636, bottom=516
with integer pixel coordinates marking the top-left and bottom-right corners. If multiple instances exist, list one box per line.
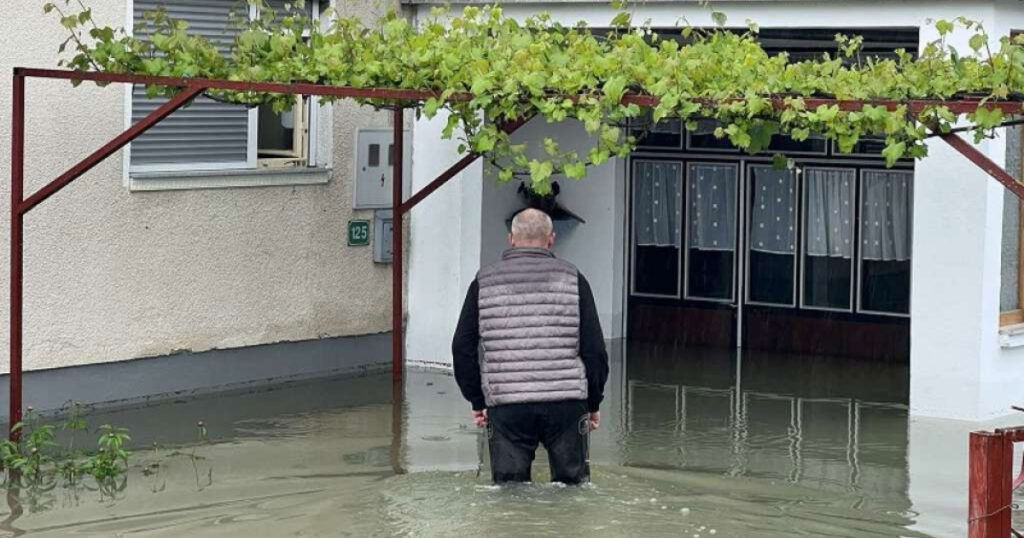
left=374, top=210, right=394, bottom=263
left=354, top=128, right=411, bottom=209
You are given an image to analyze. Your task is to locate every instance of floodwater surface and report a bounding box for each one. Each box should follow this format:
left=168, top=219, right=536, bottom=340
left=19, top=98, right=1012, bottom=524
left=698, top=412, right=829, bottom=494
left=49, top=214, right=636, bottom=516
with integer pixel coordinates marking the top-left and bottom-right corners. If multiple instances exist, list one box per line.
left=1, top=341, right=1021, bottom=537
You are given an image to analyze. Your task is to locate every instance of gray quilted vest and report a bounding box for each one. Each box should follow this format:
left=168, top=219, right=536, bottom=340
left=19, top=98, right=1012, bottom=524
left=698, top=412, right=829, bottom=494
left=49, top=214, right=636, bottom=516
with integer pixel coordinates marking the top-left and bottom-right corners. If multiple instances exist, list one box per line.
left=477, top=247, right=588, bottom=407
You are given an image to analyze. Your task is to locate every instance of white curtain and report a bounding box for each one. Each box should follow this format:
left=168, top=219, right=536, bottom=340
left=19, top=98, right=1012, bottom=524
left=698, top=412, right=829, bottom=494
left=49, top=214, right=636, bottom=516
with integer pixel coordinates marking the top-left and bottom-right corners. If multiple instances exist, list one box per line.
left=805, top=168, right=855, bottom=259
left=634, top=161, right=683, bottom=247
left=688, top=163, right=737, bottom=251
left=861, top=170, right=913, bottom=261
left=749, top=166, right=796, bottom=254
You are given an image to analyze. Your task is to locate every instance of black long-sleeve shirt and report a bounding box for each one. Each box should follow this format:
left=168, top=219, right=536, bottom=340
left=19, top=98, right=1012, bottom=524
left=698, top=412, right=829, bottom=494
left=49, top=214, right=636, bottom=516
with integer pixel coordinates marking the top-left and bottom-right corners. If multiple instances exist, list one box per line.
left=452, top=273, right=609, bottom=412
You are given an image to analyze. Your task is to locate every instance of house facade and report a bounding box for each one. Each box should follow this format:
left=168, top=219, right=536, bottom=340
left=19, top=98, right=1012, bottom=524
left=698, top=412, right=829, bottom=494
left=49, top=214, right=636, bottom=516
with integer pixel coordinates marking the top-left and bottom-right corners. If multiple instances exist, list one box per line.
left=0, top=0, right=405, bottom=408
left=403, top=0, right=1024, bottom=422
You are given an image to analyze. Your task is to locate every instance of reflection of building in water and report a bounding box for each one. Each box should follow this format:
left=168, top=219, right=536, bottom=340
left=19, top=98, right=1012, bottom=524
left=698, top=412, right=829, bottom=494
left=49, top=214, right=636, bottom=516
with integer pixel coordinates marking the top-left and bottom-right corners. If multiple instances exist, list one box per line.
left=620, top=342, right=910, bottom=503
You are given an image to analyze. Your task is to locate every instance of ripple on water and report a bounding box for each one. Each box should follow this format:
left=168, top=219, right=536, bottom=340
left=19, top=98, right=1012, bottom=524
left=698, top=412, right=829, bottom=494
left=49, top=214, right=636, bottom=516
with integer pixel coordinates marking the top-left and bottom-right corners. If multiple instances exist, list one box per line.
left=368, top=464, right=927, bottom=538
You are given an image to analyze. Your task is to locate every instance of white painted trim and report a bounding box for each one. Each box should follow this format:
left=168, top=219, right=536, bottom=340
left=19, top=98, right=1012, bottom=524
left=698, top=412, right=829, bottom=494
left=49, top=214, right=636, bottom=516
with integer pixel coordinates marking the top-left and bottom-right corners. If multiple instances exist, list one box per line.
left=122, top=0, right=135, bottom=188
left=128, top=167, right=331, bottom=192
left=736, top=159, right=746, bottom=345
left=307, top=0, right=320, bottom=167
left=130, top=161, right=251, bottom=174
left=612, top=157, right=628, bottom=338
left=247, top=107, right=259, bottom=168
left=998, top=324, right=1024, bottom=348
left=245, top=1, right=260, bottom=168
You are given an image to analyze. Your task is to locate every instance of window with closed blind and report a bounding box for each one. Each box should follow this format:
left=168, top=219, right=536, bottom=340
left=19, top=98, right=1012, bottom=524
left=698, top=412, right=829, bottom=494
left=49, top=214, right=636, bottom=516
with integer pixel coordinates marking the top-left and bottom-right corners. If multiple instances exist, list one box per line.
left=129, top=0, right=318, bottom=176
left=130, top=0, right=252, bottom=172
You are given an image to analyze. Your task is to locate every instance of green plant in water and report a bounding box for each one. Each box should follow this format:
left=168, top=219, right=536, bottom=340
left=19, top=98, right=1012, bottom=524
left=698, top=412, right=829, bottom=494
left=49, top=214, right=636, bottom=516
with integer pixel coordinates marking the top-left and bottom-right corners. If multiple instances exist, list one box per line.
left=60, top=401, right=88, bottom=455
left=54, top=401, right=91, bottom=485
left=0, top=404, right=133, bottom=492
left=83, top=424, right=131, bottom=482
left=7, top=410, right=57, bottom=482
left=169, top=421, right=212, bottom=491
left=44, top=0, right=1024, bottom=193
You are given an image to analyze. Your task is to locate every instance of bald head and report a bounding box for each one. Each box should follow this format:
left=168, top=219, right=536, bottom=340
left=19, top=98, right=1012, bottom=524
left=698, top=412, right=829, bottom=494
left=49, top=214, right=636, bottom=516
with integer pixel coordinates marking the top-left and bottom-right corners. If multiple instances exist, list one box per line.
left=509, top=208, right=555, bottom=249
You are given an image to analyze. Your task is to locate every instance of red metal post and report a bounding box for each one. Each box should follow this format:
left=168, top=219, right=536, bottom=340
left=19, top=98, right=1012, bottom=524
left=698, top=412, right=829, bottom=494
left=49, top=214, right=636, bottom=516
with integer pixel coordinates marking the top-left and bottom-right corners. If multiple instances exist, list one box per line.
left=6, top=83, right=203, bottom=438
left=940, top=132, right=1024, bottom=202
left=9, top=72, right=25, bottom=439
left=968, top=431, right=1013, bottom=538
left=392, top=107, right=404, bottom=385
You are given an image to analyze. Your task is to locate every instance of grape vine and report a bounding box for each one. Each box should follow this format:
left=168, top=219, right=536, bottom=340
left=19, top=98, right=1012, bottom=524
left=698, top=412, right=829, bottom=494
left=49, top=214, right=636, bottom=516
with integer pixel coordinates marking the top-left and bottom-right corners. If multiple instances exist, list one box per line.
left=46, top=0, right=1024, bottom=193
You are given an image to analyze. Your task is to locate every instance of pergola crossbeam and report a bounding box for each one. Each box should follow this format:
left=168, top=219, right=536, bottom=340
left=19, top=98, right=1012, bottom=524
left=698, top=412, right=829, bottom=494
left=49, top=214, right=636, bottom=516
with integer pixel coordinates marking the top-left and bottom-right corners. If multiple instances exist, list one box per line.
left=939, top=132, right=1024, bottom=200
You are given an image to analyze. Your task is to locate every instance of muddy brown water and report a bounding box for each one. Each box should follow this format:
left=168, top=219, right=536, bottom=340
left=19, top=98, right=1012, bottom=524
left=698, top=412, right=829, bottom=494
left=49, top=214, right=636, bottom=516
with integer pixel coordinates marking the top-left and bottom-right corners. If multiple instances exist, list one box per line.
left=1, top=342, right=1021, bottom=537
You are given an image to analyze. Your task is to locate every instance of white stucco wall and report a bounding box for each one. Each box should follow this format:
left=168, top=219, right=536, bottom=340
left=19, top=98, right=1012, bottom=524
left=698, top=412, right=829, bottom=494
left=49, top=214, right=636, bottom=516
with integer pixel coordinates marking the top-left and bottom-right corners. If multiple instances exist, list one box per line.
left=0, top=0, right=398, bottom=373
left=406, top=112, right=484, bottom=368
left=911, top=1, right=1024, bottom=422
left=479, top=119, right=626, bottom=339
left=407, top=116, right=627, bottom=368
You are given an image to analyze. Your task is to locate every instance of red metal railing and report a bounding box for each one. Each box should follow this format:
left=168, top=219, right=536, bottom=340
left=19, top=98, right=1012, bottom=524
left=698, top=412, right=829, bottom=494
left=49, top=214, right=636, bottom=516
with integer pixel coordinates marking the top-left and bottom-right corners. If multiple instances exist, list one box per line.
left=969, top=427, right=1024, bottom=537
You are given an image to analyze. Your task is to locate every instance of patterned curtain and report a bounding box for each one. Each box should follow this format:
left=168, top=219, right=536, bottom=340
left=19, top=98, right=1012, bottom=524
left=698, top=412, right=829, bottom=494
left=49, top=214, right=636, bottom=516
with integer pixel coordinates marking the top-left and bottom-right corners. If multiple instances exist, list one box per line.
left=688, top=163, right=737, bottom=251
left=749, top=166, right=797, bottom=255
left=805, top=168, right=855, bottom=259
left=634, top=161, right=682, bottom=247
left=861, top=170, right=912, bottom=261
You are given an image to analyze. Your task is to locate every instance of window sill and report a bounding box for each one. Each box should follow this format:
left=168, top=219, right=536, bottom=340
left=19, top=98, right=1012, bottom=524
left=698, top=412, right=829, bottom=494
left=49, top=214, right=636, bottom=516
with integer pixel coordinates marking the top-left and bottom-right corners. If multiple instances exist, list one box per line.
left=999, top=322, right=1024, bottom=348
left=129, top=166, right=331, bottom=192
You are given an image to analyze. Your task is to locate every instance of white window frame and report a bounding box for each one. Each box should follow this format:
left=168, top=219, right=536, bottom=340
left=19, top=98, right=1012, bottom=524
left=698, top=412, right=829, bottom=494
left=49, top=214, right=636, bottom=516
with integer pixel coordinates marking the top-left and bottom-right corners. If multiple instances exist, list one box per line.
left=629, top=158, right=684, bottom=299
left=684, top=161, right=740, bottom=303
left=122, top=0, right=327, bottom=190
left=854, top=168, right=913, bottom=318
left=744, top=163, right=799, bottom=308
left=798, top=166, right=857, bottom=314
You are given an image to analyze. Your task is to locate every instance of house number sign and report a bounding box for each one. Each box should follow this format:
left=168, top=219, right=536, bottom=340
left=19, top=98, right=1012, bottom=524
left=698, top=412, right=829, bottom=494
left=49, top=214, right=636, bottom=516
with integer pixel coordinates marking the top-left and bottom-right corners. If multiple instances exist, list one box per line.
left=347, top=220, right=370, bottom=246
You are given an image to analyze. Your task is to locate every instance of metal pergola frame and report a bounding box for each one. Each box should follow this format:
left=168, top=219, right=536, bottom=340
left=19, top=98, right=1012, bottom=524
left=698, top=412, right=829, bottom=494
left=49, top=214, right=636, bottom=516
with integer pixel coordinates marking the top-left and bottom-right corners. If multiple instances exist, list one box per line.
left=8, top=67, right=1024, bottom=533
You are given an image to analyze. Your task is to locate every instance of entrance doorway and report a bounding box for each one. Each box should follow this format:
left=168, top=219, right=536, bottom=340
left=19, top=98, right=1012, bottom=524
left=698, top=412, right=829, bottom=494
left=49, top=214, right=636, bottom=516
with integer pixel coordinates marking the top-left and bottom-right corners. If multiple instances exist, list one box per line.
left=624, top=27, right=919, bottom=361
left=626, top=130, right=913, bottom=360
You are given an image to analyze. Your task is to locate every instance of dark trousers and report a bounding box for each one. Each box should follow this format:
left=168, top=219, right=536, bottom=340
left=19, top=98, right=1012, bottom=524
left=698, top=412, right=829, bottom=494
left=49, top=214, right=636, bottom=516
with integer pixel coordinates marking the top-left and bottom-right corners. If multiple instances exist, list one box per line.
left=487, top=400, right=590, bottom=485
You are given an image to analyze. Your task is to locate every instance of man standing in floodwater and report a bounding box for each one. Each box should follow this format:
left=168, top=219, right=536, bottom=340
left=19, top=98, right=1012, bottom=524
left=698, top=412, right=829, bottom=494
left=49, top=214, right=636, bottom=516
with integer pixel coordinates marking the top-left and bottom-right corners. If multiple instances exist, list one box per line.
left=452, top=208, right=609, bottom=485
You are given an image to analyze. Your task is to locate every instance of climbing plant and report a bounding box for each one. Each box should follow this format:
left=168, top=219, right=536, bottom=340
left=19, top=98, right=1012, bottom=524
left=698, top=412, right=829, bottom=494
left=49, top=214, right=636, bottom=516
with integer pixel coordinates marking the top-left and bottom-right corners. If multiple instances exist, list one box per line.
left=46, top=0, right=1024, bottom=193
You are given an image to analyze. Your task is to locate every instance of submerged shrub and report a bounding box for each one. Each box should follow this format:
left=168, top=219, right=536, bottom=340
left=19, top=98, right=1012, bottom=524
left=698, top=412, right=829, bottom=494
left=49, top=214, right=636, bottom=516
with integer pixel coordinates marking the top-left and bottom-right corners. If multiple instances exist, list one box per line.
left=0, top=405, right=132, bottom=490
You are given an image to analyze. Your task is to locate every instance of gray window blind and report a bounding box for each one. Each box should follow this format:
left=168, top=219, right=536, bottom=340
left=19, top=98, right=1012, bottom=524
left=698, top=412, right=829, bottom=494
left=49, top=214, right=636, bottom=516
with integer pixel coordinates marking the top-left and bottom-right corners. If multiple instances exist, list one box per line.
left=1001, top=127, right=1023, bottom=312
left=130, top=0, right=250, bottom=171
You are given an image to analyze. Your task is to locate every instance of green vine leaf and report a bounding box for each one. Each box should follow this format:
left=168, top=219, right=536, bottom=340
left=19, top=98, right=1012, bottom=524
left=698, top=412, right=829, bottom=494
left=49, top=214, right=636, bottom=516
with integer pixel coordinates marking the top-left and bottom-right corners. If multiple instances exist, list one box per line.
left=43, top=1, right=1024, bottom=194
left=882, top=141, right=907, bottom=167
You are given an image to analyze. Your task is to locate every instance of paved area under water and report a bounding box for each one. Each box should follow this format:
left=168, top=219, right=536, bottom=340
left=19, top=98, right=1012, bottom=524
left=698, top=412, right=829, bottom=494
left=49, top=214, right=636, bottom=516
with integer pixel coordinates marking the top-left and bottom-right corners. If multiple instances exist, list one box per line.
left=0, top=341, right=1021, bottom=537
